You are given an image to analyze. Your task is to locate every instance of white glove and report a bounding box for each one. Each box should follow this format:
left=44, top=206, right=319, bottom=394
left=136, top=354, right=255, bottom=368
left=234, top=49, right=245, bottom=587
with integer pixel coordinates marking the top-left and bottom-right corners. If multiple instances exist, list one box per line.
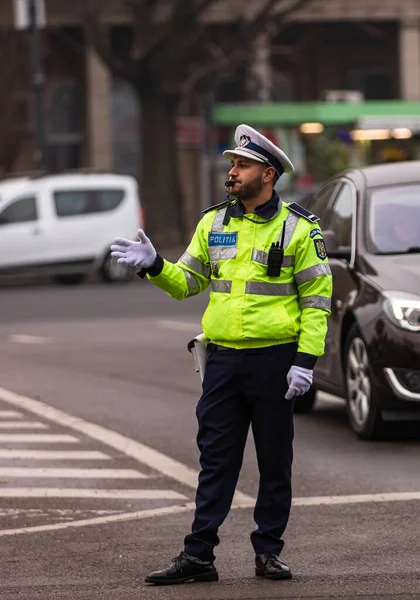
left=110, top=229, right=157, bottom=269
left=285, top=366, right=313, bottom=400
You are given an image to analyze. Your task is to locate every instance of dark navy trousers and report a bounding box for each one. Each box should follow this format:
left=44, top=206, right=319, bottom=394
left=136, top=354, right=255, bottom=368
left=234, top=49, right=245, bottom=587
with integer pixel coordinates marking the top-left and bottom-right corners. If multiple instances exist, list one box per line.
left=184, top=342, right=297, bottom=562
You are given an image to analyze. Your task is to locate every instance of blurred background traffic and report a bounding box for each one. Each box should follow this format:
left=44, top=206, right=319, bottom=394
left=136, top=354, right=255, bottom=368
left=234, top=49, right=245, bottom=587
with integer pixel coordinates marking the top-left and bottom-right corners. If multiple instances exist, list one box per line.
left=2, top=0, right=420, bottom=249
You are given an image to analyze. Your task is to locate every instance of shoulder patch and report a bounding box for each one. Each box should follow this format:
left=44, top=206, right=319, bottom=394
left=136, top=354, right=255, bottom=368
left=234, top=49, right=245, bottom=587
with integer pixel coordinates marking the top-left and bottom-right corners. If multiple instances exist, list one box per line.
left=201, top=200, right=229, bottom=215
left=287, top=202, right=320, bottom=223
left=310, top=228, right=323, bottom=239
left=314, top=238, right=327, bottom=260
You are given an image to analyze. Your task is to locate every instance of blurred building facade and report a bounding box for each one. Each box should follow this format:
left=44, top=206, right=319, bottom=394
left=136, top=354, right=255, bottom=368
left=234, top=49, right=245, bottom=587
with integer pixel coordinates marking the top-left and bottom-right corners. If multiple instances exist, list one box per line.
left=1, top=0, right=420, bottom=187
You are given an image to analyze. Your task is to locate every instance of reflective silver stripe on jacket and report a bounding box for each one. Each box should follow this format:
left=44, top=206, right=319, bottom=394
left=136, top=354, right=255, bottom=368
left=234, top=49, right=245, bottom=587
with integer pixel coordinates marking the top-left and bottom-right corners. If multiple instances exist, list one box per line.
left=295, top=263, right=331, bottom=286
left=246, top=282, right=297, bottom=296
left=211, top=207, right=228, bottom=233
left=209, top=247, right=238, bottom=262
left=184, top=270, right=200, bottom=297
left=211, top=279, right=232, bottom=293
left=252, top=249, right=295, bottom=268
left=300, top=296, right=332, bottom=310
left=209, top=207, right=236, bottom=261
left=179, top=252, right=211, bottom=279
left=282, top=211, right=300, bottom=248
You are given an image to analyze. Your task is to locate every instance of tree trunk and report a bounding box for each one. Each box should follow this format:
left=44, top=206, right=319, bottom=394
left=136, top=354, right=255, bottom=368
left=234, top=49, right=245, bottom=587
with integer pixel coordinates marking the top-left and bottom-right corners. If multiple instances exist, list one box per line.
left=137, top=87, right=185, bottom=248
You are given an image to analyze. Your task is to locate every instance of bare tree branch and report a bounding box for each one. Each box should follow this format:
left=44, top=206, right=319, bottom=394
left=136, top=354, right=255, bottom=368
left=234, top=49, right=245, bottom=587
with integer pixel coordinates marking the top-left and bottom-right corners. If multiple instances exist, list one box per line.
left=128, top=0, right=219, bottom=63
left=84, top=0, right=314, bottom=91
left=241, top=0, right=313, bottom=42
left=85, top=0, right=138, bottom=81
left=171, top=0, right=315, bottom=95
left=124, top=0, right=157, bottom=61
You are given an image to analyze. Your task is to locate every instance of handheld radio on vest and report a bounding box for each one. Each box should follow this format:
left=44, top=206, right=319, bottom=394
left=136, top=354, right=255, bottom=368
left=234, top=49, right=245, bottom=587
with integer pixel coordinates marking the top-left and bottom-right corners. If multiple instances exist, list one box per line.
left=267, top=221, right=286, bottom=277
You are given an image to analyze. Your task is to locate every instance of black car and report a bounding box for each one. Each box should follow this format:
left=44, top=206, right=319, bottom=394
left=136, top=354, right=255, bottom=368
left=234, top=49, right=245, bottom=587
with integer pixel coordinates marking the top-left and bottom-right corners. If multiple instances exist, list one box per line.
left=294, top=161, right=420, bottom=440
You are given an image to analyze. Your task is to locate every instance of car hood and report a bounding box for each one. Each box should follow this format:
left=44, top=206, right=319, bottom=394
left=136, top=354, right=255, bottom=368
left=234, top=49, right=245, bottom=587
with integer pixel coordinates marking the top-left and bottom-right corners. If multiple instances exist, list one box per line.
left=363, top=253, right=420, bottom=296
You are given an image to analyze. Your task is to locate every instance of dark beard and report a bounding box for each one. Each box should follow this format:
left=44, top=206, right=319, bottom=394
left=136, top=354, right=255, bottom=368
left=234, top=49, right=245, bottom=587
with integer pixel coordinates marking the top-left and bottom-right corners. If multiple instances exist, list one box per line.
left=232, top=174, right=263, bottom=200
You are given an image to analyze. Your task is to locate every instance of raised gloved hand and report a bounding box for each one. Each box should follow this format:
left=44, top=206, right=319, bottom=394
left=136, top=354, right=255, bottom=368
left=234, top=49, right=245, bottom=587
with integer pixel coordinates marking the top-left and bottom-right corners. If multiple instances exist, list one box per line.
left=110, top=229, right=157, bottom=269
left=285, top=366, right=313, bottom=400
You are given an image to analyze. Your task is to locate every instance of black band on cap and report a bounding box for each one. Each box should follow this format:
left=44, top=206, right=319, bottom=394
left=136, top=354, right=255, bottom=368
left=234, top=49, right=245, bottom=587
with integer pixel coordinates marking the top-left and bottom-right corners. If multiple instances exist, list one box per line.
left=243, top=141, right=285, bottom=177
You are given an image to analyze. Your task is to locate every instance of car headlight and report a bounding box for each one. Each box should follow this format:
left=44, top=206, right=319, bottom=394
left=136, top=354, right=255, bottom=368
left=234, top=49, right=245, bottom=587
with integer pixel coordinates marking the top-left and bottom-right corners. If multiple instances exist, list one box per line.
left=383, top=291, right=420, bottom=332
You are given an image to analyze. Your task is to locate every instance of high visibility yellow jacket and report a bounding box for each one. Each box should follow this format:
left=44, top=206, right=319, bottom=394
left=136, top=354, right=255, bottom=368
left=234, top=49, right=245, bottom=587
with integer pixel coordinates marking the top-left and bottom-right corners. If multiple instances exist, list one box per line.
left=145, top=194, right=332, bottom=368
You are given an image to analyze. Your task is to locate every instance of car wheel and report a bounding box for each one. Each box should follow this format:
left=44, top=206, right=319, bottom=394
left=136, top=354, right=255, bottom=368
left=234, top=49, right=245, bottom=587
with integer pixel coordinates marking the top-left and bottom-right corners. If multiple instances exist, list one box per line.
left=100, top=252, right=134, bottom=283
left=53, top=273, right=86, bottom=285
left=294, top=388, right=317, bottom=414
left=344, top=324, right=385, bottom=440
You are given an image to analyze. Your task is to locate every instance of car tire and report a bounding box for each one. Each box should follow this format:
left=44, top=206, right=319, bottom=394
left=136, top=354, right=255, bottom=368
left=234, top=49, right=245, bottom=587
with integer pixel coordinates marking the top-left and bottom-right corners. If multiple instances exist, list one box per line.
left=344, top=323, right=386, bottom=440
left=53, top=273, right=86, bottom=285
left=99, top=252, right=134, bottom=284
left=294, top=388, right=317, bottom=414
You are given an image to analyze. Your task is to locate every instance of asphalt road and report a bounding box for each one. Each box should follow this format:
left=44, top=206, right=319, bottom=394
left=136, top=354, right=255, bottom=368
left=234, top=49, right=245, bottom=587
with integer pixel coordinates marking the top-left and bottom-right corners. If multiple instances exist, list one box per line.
left=0, top=278, right=419, bottom=599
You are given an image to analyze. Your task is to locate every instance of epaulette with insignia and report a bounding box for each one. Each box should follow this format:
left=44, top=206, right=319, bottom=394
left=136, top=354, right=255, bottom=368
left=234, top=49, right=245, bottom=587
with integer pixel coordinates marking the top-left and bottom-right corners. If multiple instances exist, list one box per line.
left=201, top=200, right=230, bottom=214
left=287, top=202, right=320, bottom=223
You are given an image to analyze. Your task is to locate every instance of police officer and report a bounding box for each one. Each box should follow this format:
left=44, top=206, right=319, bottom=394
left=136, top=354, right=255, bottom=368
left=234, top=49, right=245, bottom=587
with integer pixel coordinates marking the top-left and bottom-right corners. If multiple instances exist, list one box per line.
left=111, top=124, right=332, bottom=585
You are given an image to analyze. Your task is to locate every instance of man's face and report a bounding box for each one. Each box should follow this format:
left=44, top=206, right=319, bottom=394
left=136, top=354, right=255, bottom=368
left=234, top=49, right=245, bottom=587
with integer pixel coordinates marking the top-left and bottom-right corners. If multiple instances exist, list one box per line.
left=228, top=156, right=268, bottom=200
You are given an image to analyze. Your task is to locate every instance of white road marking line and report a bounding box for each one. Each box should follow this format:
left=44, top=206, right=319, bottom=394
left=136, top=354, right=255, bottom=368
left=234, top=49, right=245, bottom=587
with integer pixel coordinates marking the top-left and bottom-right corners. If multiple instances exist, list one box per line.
left=0, top=450, right=110, bottom=460
left=0, top=468, right=147, bottom=479
left=1, top=488, right=420, bottom=539
left=0, top=411, right=24, bottom=419
left=0, top=508, right=123, bottom=517
left=292, top=491, right=420, bottom=507
left=0, top=502, right=196, bottom=537
left=157, top=320, right=201, bottom=332
left=0, top=489, right=187, bottom=500
left=0, top=434, right=79, bottom=443
left=0, top=387, right=254, bottom=507
left=8, top=334, right=52, bottom=345
left=0, top=388, right=417, bottom=537
left=0, top=421, right=49, bottom=430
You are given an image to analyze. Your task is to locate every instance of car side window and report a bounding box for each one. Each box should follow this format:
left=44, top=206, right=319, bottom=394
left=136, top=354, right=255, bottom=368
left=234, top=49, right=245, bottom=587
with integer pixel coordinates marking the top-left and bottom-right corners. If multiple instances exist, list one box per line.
left=54, top=189, right=125, bottom=217
left=0, top=197, right=38, bottom=225
left=308, top=183, right=340, bottom=219
left=324, top=183, right=354, bottom=247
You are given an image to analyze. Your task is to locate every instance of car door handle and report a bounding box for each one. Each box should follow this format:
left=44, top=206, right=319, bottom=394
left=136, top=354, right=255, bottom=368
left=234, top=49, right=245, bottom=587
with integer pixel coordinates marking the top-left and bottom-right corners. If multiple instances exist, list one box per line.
left=32, top=226, right=42, bottom=235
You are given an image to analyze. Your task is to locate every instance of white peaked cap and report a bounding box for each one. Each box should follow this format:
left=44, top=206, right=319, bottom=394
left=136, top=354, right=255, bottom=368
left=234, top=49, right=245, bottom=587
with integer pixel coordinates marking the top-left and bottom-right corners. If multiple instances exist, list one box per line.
left=223, top=124, right=295, bottom=176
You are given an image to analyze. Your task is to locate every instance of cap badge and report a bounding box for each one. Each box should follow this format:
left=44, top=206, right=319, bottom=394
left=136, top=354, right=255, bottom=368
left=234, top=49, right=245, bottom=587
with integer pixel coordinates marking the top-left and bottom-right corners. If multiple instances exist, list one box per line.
left=239, top=135, right=251, bottom=147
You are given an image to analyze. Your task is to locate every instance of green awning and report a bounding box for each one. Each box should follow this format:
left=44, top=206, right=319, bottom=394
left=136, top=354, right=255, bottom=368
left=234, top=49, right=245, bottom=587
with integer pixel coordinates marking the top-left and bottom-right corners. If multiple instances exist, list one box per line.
left=213, top=101, right=420, bottom=127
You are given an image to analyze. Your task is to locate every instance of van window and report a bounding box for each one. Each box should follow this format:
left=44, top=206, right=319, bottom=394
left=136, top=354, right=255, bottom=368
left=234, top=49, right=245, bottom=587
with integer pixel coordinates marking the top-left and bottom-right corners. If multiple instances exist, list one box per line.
left=54, top=189, right=125, bottom=217
left=0, top=197, right=38, bottom=225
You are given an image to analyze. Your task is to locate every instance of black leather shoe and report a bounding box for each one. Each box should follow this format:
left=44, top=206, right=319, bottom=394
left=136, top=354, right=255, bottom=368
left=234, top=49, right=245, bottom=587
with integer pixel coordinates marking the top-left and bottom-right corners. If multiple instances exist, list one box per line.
left=255, top=552, right=292, bottom=580
left=145, top=552, right=218, bottom=585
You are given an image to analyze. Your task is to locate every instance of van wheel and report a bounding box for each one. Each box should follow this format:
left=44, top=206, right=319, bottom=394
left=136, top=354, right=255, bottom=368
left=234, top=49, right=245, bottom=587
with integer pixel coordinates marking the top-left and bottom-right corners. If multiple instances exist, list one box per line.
left=294, top=388, right=317, bottom=414
left=53, top=274, right=86, bottom=285
left=344, top=324, right=386, bottom=440
left=100, top=252, right=134, bottom=283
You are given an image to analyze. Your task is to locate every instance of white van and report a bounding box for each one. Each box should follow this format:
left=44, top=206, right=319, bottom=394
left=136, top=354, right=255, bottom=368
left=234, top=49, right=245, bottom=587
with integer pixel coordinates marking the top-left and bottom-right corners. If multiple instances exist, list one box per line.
left=0, top=172, right=143, bottom=284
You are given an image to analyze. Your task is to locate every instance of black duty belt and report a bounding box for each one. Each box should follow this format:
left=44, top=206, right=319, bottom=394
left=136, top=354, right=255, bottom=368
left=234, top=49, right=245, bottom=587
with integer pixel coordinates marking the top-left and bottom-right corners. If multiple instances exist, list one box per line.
left=207, top=343, right=236, bottom=353
left=207, top=343, right=297, bottom=354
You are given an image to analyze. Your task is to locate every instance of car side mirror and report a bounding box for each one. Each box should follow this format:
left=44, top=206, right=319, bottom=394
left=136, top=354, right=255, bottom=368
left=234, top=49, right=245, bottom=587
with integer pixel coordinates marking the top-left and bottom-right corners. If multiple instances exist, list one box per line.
left=323, top=230, right=352, bottom=261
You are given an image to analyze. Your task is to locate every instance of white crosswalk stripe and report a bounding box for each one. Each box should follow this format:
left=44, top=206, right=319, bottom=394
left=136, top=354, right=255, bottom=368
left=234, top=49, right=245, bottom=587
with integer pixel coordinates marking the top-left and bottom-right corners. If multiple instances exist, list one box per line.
left=0, top=411, right=24, bottom=419
left=0, top=421, right=49, bottom=430
left=0, top=396, right=190, bottom=526
left=0, top=489, right=186, bottom=499
left=0, top=434, right=79, bottom=443
left=0, top=468, right=148, bottom=478
left=0, top=450, right=110, bottom=460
